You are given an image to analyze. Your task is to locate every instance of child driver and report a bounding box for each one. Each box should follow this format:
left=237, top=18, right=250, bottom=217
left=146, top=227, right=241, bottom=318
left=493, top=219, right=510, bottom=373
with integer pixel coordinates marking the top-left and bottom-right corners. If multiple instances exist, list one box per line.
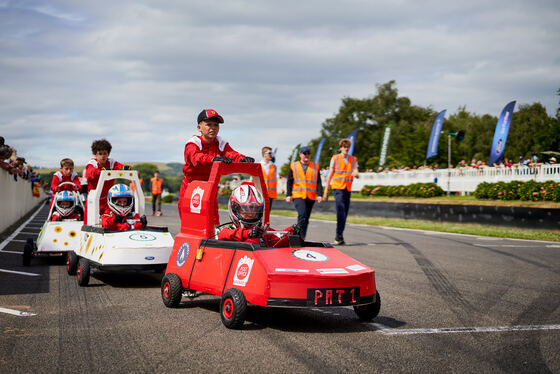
left=101, top=184, right=147, bottom=231
left=218, top=184, right=301, bottom=246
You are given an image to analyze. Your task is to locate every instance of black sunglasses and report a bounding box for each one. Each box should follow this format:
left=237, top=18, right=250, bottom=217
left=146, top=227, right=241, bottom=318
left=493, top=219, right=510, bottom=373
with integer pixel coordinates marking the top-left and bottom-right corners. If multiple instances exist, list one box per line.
left=301, top=152, right=311, bottom=155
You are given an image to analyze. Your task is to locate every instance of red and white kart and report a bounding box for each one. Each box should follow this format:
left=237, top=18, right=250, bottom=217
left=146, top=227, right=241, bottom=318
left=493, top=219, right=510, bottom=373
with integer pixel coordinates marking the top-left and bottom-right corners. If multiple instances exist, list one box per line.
left=161, top=163, right=380, bottom=329
left=23, top=182, right=84, bottom=266
left=71, top=170, right=174, bottom=286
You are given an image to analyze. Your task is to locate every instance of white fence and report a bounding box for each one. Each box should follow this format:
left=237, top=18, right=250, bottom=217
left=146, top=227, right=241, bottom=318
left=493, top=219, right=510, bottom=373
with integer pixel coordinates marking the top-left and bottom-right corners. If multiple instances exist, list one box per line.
left=0, top=170, right=46, bottom=234
left=351, top=165, right=560, bottom=193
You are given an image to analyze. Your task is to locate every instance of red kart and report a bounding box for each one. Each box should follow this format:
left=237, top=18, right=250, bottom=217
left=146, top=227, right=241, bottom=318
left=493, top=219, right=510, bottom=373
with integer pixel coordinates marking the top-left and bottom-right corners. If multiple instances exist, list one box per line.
left=161, top=162, right=380, bottom=329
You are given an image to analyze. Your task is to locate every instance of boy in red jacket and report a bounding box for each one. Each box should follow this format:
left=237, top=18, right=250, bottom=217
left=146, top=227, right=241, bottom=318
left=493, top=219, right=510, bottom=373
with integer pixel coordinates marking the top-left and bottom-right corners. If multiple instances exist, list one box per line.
left=51, top=158, right=81, bottom=192
left=85, top=139, right=130, bottom=223
left=101, top=184, right=147, bottom=231
left=218, top=184, right=300, bottom=247
left=178, top=109, right=254, bottom=222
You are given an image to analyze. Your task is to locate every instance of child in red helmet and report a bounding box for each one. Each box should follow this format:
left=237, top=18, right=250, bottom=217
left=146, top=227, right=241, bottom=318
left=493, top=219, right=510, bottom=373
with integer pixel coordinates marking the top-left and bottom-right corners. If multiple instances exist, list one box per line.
left=218, top=184, right=301, bottom=246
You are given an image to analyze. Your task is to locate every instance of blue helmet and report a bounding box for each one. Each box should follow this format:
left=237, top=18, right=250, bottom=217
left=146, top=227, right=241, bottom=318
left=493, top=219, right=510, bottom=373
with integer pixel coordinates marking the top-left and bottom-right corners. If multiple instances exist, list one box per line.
left=108, top=184, right=134, bottom=216
left=55, top=191, right=75, bottom=217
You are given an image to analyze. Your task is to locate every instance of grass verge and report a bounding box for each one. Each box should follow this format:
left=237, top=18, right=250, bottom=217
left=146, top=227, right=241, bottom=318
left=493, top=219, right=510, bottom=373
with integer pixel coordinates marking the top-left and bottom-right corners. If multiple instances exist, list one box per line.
left=268, top=209, right=560, bottom=242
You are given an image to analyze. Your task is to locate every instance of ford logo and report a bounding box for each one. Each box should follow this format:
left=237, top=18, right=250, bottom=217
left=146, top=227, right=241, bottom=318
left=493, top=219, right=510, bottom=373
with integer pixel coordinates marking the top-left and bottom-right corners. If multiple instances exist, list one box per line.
left=145, top=256, right=155, bottom=261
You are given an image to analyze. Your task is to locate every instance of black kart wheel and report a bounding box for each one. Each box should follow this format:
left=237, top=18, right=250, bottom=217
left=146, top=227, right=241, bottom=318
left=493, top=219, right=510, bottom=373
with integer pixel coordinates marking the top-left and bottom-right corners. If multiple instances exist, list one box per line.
left=22, top=238, right=34, bottom=267
left=161, top=273, right=182, bottom=308
left=66, top=252, right=78, bottom=275
left=220, top=288, right=247, bottom=329
left=77, top=257, right=90, bottom=287
left=353, top=291, right=381, bottom=321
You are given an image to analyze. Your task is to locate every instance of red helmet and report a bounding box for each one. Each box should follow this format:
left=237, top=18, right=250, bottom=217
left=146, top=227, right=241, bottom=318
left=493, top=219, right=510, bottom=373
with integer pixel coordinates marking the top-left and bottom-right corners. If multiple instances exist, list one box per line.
left=228, top=184, right=264, bottom=229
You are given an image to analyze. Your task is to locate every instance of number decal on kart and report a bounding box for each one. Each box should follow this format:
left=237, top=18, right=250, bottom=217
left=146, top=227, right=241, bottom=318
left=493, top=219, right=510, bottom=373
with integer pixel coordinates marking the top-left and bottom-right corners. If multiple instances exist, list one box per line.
left=291, top=249, right=329, bottom=262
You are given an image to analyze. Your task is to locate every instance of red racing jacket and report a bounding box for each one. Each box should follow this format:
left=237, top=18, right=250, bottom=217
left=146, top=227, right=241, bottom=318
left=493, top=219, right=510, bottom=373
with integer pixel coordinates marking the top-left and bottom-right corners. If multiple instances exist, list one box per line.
left=51, top=171, right=81, bottom=192
left=101, top=212, right=144, bottom=231
left=181, top=135, right=245, bottom=188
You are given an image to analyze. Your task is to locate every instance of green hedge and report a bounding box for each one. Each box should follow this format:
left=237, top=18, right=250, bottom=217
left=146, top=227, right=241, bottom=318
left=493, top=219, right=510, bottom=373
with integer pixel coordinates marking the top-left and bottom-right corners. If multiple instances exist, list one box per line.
left=473, top=180, right=560, bottom=201
left=361, top=183, right=445, bottom=198
left=161, top=194, right=175, bottom=203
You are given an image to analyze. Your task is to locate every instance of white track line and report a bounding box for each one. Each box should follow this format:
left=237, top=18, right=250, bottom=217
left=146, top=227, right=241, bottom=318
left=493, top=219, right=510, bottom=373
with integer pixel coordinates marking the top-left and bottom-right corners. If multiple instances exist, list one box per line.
left=0, top=307, right=36, bottom=317
left=370, top=323, right=560, bottom=335
left=0, top=250, right=23, bottom=255
left=0, top=268, right=41, bottom=276
left=0, top=204, right=43, bottom=252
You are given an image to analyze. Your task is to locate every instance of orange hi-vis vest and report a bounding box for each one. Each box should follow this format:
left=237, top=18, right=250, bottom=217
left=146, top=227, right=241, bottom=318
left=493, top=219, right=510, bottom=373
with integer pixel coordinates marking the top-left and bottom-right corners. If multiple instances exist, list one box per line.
left=262, top=163, right=278, bottom=199
left=290, top=161, right=319, bottom=200
left=331, top=154, right=357, bottom=191
left=151, top=177, right=163, bottom=194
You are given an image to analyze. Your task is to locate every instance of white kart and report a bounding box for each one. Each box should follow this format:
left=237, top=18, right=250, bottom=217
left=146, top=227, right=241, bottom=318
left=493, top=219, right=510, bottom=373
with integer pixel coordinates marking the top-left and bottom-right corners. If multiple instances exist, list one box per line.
left=23, top=182, right=84, bottom=267
left=71, top=170, right=174, bottom=286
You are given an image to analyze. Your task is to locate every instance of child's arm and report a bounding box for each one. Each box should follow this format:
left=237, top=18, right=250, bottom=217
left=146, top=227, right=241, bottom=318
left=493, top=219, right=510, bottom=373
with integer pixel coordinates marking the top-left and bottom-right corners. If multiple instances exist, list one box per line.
left=101, top=213, right=131, bottom=231
left=85, top=164, right=100, bottom=184
left=72, top=174, right=81, bottom=191
left=185, top=143, right=215, bottom=167
left=51, top=173, right=60, bottom=192
left=222, top=143, right=246, bottom=162
left=218, top=226, right=251, bottom=241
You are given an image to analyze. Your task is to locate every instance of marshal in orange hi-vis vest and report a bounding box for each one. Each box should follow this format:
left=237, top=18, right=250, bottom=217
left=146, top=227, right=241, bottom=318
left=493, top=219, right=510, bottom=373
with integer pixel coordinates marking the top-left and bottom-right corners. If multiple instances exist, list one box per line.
left=262, top=164, right=278, bottom=199
left=331, top=154, right=357, bottom=191
left=151, top=177, right=163, bottom=194
left=290, top=161, right=319, bottom=200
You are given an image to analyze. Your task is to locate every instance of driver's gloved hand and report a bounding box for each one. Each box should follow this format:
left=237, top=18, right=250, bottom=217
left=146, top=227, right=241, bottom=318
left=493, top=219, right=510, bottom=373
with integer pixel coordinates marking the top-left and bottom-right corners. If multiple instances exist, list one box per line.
left=239, top=156, right=255, bottom=163
left=113, top=214, right=125, bottom=223
left=212, top=156, right=233, bottom=164
left=248, top=225, right=264, bottom=238
left=290, top=223, right=302, bottom=236
left=122, top=165, right=131, bottom=170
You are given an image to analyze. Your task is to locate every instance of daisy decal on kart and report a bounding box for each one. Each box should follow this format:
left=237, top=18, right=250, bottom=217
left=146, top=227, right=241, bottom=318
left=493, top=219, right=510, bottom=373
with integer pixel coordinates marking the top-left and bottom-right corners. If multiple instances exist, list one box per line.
left=291, top=249, right=329, bottom=262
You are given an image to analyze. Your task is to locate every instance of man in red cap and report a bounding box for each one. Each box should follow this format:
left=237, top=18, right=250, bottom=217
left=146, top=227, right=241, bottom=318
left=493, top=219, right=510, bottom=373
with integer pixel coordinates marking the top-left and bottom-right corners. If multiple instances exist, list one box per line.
left=178, top=109, right=254, bottom=222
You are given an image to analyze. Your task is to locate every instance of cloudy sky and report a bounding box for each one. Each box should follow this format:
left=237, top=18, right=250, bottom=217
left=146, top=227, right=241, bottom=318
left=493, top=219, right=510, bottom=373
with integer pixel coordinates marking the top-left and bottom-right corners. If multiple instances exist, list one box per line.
left=1, top=0, right=559, bottom=168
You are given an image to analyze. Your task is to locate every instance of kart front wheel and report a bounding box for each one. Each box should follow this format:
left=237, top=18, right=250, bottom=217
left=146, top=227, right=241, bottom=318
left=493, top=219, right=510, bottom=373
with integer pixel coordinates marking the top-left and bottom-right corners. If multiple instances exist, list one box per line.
left=22, top=238, right=34, bottom=266
left=353, top=291, right=381, bottom=321
left=77, top=258, right=90, bottom=287
left=161, top=273, right=182, bottom=308
left=66, top=252, right=78, bottom=275
left=220, top=288, right=247, bottom=329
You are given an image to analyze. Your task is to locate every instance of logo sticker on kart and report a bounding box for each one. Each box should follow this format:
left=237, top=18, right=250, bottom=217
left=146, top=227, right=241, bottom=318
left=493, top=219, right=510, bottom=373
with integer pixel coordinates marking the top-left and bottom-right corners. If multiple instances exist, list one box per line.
left=291, top=249, right=329, bottom=262
left=190, top=186, right=204, bottom=214
left=176, top=242, right=190, bottom=267
left=233, top=255, right=254, bottom=287
left=129, top=233, right=156, bottom=241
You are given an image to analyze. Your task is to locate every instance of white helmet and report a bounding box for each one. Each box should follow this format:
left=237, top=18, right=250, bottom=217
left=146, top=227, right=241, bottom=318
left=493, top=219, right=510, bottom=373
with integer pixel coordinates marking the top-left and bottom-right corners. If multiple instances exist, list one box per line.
left=228, top=184, right=264, bottom=229
left=55, top=191, right=75, bottom=217
left=108, top=184, right=134, bottom=216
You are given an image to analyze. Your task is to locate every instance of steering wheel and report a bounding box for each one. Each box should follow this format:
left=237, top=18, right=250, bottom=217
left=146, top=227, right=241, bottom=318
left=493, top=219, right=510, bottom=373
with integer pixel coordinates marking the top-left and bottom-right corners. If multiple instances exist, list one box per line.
left=56, top=181, right=80, bottom=192
left=213, top=221, right=233, bottom=238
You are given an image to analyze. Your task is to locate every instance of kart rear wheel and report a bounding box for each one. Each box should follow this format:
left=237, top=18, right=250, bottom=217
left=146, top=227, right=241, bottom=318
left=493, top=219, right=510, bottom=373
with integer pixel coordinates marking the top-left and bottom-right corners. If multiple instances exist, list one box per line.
left=220, top=288, right=247, bottom=329
left=77, top=258, right=90, bottom=287
left=66, top=252, right=78, bottom=275
left=161, top=273, right=182, bottom=308
left=353, top=291, right=381, bottom=321
left=22, top=238, right=34, bottom=267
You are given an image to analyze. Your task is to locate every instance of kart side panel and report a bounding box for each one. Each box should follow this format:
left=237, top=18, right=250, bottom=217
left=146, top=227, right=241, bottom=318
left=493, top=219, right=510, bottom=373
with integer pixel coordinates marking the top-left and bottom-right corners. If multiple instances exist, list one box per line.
left=37, top=221, right=82, bottom=253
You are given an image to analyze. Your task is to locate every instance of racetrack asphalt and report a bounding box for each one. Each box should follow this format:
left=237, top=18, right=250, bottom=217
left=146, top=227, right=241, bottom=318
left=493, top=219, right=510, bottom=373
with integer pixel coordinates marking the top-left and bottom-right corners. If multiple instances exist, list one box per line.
left=1, top=202, right=559, bottom=373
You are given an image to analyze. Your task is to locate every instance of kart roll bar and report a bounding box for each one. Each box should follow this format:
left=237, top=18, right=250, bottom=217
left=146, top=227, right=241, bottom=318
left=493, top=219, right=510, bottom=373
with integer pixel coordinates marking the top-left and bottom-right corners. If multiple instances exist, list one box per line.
left=180, top=162, right=270, bottom=237
left=87, top=170, right=145, bottom=226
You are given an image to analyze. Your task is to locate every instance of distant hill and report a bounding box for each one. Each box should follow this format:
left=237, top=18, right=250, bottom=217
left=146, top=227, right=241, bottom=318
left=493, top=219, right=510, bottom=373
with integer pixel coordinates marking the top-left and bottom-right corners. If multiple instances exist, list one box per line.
left=35, top=161, right=182, bottom=176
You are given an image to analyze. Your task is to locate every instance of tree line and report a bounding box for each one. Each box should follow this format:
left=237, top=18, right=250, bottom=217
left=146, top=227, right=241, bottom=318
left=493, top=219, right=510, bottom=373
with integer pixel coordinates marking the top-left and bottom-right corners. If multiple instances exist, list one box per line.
left=281, top=81, right=560, bottom=175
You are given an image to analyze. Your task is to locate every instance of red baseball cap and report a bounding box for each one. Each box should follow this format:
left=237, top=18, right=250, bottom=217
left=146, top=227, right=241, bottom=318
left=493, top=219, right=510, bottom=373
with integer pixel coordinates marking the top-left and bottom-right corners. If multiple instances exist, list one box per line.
left=197, top=109, right=224, bottom=124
